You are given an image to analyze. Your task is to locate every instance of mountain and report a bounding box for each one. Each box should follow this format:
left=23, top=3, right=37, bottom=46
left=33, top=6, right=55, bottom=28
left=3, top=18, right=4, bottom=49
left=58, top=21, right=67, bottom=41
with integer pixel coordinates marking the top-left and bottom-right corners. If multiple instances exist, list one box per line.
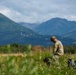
left=63, top=29, right=76, bottom=40
left=34, top=18, right=76, bottom=36
left=0, top=13, right=37, bottom=35
left=0, top=13, right=39, bottom=45
left=0, top=13, right=75, bottom=46
left=19, top=22, right=40, bottom=30
left=0, top=13, right=53, bottom=46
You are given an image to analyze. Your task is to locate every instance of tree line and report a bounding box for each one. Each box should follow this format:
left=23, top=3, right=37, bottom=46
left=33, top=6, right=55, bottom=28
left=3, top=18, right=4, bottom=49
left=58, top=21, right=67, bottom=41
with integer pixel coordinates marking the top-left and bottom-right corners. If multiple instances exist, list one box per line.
left=0, top=43, right=76, bottom=54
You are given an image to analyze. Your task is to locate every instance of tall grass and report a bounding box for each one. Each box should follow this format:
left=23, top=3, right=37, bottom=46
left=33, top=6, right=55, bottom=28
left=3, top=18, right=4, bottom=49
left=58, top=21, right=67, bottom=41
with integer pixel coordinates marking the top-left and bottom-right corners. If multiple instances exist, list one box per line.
left=0, top=51, right=76, bottom=75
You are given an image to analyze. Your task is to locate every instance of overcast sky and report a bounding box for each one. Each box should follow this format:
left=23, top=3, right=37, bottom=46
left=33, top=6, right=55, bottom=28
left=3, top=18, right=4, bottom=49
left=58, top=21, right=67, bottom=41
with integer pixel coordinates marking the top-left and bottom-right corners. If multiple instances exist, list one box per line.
left=0, top=0, right=76, bottom=23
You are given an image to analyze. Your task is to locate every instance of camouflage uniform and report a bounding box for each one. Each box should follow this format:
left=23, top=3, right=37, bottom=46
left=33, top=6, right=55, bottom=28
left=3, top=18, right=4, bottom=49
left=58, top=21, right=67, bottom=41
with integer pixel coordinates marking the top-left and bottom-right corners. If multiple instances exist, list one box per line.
left=52, top=40, right=64, bottom=66
left=53, top=40, right=64, bottom=56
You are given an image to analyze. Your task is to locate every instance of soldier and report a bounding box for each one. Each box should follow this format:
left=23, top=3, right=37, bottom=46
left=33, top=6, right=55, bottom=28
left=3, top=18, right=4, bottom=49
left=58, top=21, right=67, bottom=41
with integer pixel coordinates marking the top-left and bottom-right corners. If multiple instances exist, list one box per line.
left=43, top=36, right=64, bottom=68
left=51, top=36, right=64, bottom=67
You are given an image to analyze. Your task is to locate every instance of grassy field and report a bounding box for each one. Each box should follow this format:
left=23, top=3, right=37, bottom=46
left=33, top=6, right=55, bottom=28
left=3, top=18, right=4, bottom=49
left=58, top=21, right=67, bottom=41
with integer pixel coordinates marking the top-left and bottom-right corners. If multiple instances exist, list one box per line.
left=0, top=51, right=76, bottom=75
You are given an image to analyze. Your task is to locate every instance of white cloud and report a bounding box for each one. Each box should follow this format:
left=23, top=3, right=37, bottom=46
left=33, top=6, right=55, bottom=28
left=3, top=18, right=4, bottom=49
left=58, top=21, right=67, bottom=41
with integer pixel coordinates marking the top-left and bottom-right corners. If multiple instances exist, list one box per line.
left=0, top=0, right=76, bottom=23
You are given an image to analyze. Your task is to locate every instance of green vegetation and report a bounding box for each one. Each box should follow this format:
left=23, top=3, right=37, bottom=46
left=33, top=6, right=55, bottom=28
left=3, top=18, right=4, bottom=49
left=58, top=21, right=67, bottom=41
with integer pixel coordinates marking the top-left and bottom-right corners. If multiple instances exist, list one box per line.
left=0, top=44, right=76, bottom=75
left=0, top=43, right=76, bottom=54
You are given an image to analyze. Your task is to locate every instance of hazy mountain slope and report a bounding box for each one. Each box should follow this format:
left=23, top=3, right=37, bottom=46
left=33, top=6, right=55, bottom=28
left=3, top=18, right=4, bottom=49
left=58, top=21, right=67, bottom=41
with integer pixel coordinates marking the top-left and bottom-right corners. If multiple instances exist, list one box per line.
left=19, top=22, right=40, bottom=30
left=0, top=13, right=39, bottom=45
left=63, top=29, right=76, bottom=40
left=0, top=13, right=75, bottom=46
left=0, top=13, right=38, bottom=35
left=35, top=18, right=76, bottom=36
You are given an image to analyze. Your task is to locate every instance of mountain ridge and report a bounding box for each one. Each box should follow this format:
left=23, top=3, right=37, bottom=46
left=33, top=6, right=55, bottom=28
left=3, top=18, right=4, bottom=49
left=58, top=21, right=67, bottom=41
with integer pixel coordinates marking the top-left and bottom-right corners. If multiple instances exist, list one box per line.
left=0, top=13, right=40, bottom=45
left=0, top=13, right=76, bottom=46
left=34, top=17, right=76, bottom=36
left=19, top=17, right=76, bottom=40
left=19, top=22, right=40, bottom=30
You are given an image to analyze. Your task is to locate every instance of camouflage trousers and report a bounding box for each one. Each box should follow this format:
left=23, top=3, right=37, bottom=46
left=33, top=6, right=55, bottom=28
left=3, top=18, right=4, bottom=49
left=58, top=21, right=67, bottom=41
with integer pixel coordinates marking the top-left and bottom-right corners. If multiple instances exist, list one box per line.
left=52, top=55, right=60, bottom=66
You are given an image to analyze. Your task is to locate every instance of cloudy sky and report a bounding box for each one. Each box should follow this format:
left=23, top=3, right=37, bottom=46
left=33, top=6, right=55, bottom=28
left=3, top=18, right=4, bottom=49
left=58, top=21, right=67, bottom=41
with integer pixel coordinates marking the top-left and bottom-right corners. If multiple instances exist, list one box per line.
left=0, top=0, right=76, bottom=23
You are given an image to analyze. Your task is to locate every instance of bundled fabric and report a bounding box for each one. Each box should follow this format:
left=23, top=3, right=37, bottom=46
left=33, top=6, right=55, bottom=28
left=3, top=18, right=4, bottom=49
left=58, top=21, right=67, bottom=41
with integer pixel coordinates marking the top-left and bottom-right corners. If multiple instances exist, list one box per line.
left=68, top=58, right=76, bottom=69
left=43, top=57, right=51, bottom=67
